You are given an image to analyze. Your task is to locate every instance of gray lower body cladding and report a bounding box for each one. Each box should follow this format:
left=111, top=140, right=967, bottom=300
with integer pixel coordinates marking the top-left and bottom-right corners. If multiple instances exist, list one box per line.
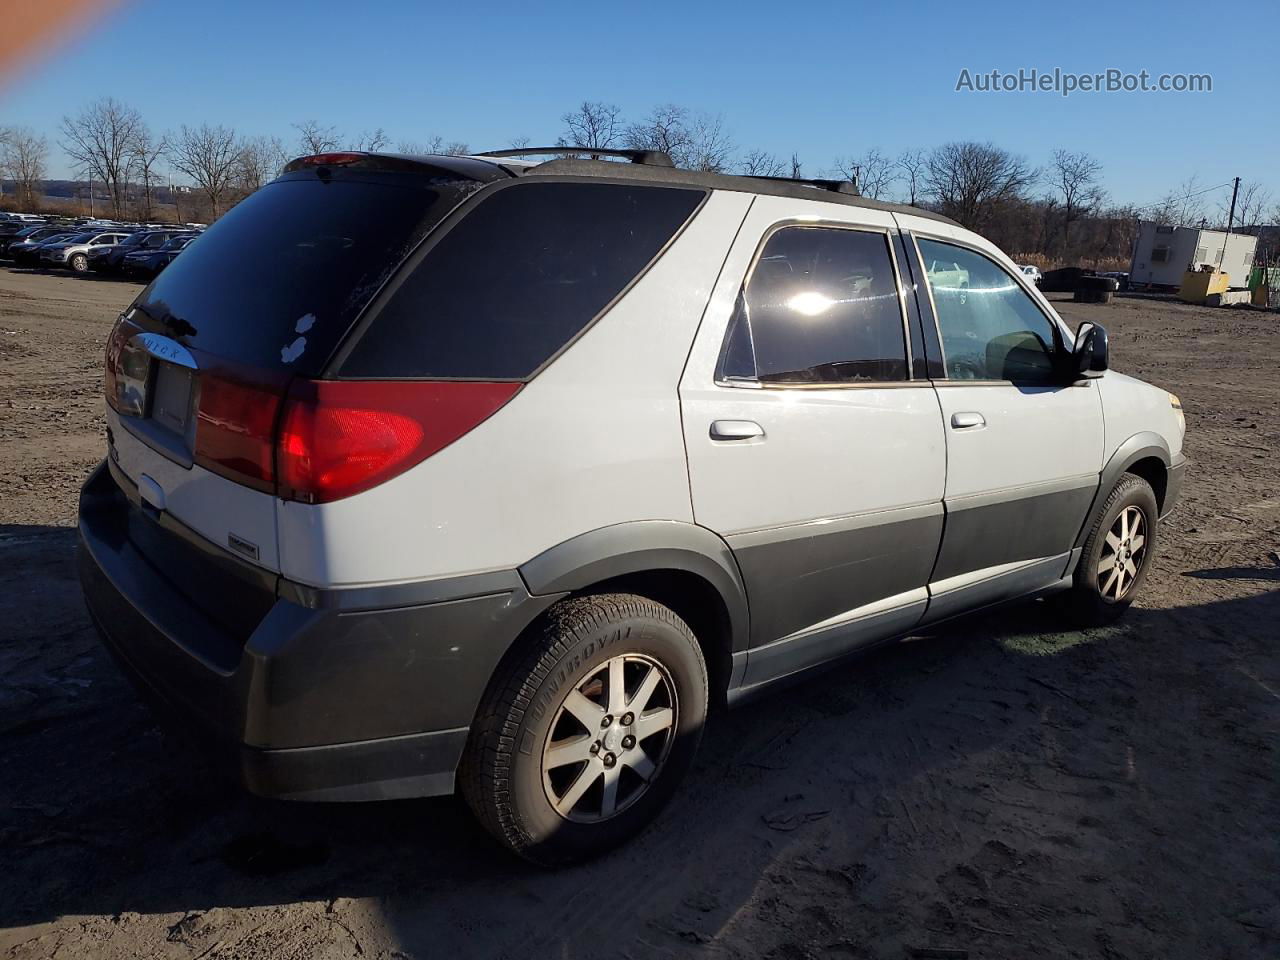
left=729, top=503, right=943, bottom=648
left=78, top=460, right=556, bottom=801
left=932, top=477, right=1098, bottom=582
left=726, top=479, right=1100, bottom=695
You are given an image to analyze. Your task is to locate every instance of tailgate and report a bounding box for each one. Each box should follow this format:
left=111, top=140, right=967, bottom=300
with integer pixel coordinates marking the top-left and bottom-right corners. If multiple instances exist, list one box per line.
left=105, top=326, right=282, bottom=574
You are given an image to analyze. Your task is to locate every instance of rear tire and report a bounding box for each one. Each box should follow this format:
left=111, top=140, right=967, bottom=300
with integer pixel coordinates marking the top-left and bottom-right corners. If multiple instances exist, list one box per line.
left=460, top=593, right=708, bottom=866
left=1056, top=472, right=1159, bottom=626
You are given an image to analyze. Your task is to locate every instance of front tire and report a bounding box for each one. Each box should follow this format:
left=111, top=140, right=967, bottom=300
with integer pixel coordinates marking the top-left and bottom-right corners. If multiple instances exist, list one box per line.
left=1058, top=472, right=1159, bottom=626
left=70, top=253, right=89, bottom=272
left=460, top=593, right=708, bottom=866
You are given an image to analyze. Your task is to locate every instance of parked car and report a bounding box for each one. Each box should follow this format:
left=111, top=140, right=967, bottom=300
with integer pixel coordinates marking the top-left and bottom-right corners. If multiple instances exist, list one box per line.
left=89, top=229, right=186, bottom=275
left=0, top=220, right=40, bottom=242
left=119, top=233, right=196, bottom=279
left=8, top=231, right=82, bottom=266
left=1, top=225, right=67, bottom=259
left=41, top=231, right=132, bottom=272
left=80, top=149, right=1187, bottom=865
left=0, top=212, right=46, bottom=224
left=1019, top=264, right=1043, bottom=285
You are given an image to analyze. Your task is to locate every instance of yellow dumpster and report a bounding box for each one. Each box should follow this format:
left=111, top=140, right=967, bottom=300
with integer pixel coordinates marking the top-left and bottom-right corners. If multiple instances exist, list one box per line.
left=1179, top=269, right=1230, bottom=303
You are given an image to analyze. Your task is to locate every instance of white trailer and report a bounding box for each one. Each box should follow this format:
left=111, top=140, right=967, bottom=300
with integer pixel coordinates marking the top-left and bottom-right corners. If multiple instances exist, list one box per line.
left=1130, top=220, right=1258, bottom=289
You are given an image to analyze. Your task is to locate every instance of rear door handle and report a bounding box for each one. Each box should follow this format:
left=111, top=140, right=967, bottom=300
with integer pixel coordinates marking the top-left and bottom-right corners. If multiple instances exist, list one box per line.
left=710, top=420, right=764, bottom=441
left=950, top=411, right=986, bottom=430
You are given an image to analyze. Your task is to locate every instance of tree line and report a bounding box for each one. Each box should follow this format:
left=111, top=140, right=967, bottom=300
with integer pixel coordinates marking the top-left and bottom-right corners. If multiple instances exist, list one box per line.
left=2, top=97, right=1275, bottom=266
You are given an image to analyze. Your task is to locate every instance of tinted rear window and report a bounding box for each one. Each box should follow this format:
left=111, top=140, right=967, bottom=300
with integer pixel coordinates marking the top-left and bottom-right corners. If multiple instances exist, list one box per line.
left=131, top=172, right=478, bottom=374
left=338, top=181, right=705, bottom=380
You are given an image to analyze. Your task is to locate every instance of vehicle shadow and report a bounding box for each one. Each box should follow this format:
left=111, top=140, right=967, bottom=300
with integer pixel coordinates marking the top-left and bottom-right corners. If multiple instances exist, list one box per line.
left=2, top=526, right=1277, bottom=957
left=1183, top=564, right=1280, bottom=581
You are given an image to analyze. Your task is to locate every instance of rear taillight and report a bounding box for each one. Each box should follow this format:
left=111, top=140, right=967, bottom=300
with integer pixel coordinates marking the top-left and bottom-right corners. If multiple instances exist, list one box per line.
left=193, top=373, right=283, bottom=493
left=104, top=316, right=145, bottom=415
left=276, top=380, right=520, bottom=504
left=103, top=319, right=130, bottom=412
left=106, top=326, right=514, bottom=502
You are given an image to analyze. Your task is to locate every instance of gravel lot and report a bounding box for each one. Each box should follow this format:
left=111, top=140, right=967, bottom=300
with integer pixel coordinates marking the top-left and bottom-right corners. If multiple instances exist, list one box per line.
left=1, top=266, right=1277, bottom=960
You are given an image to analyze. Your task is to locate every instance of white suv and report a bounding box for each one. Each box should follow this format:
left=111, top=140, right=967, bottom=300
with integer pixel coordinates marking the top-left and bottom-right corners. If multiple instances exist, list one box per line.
left=79, top=148, right=1187, bottom=864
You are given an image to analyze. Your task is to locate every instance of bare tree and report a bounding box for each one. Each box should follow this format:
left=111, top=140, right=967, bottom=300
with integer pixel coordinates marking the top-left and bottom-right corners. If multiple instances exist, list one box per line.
left=1150, top=175, right=1211, bottom=227
left=59, top=97, right=144, bottom=218
left=790, top=153, right=803, bottom=179
left=237, top=134, right=287, bottom=192
left=896, top=149, right=927, bottom=205
left=127, top=126, right=166, bottom=221
left=1049, top=149, right=1104, bottom=252
left=0, top=127, right=49, bottom=209
left=352, top=127, right=390, bottom=152
left=624, top=104, right=694, bottom=165
left=443, top=141, right=471, bottom=156
left=831, top=148, right=892, bottom=198
left=739, top=149, right=786, bottom=178
left=1223, top=180, right=1273, bottom=230
left=685, top=113, right=734, bottom=172
left=558, top=101, right=623, bottom=150
left=168, top=123, right=242, bottom=217
left=397, top=136, right=445, bottom=154
left=508, top=135, right=531, bottom=151
left=622, top=104, right=733, bottom=170
left=293, top=120, right=341, bottom=154
left=924, top=141, right=1037, bottom=230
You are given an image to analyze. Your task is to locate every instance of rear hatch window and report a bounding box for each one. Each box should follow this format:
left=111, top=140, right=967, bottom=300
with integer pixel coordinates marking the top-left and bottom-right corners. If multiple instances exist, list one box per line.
left=130, top=169, right=484, bottom=375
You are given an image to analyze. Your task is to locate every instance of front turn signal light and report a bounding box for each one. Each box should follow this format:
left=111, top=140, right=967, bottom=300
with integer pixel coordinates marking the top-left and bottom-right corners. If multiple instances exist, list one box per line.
left=1169, top=393, right=1185, bottom=435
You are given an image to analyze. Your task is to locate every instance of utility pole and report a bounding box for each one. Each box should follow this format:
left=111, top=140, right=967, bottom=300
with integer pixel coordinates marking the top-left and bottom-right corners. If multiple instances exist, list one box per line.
left=1225, top=176, right=1240, bottom=233
left=1217, top=176, right=1240, bottom=273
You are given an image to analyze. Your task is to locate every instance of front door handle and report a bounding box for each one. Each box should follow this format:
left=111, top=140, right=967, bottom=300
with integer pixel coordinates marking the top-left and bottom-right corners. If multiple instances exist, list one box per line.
left=710, top=420, right=765, bottom=441
left=950, top=411, right=986, bottom=430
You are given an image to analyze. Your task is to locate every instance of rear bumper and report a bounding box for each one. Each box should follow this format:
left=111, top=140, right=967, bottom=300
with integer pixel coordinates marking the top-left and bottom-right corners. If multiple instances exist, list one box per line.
left=79, top=460, right=557, bottom=801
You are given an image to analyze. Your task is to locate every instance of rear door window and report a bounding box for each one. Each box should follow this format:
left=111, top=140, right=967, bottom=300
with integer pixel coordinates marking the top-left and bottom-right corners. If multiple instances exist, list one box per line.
left=717, top=225, right=908, bottom=384
left=338, top=181, right=705, bottom=380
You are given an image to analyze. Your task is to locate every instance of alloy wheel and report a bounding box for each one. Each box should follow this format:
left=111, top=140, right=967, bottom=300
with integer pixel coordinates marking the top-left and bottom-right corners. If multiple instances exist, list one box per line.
left=541, top=654, right=677, bottom=823
left=1098, top=504, right=1148, bottom=601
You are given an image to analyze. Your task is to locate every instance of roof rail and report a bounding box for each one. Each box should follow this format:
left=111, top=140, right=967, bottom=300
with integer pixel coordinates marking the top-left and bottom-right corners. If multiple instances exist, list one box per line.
left=477, top=147, right=675, bottom=168
left=746, top=175, right=859, bottom=196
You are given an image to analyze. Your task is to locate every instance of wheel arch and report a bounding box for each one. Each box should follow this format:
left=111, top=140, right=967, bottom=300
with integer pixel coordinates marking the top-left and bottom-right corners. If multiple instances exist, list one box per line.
left=518, top=521, right=752, bottom=705
left=1073, top=432, right=1171, bottom=550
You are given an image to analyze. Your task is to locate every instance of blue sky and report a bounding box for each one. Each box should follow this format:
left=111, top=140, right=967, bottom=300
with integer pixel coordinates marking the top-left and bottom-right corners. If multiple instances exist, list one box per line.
left=2, top=0, right=1274, bottom=212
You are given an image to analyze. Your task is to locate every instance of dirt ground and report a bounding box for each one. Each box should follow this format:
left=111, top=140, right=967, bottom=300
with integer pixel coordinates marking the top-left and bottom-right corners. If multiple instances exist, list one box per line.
left=1, top=265, right=1276, bottom=960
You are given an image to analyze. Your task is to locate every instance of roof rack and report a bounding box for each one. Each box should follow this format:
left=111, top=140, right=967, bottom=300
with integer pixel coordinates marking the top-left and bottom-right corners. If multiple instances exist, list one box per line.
left=746, top=175, right=859, bottom=196
left=477, top=146, right=675, bottom=168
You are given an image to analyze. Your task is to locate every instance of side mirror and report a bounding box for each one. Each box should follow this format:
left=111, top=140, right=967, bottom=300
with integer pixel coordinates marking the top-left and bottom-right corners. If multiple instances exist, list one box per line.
left=1072, top=321, right=1109, bottom=378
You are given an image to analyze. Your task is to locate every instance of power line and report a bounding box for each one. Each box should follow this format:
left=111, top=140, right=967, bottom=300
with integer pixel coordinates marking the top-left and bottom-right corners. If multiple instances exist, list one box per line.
left=1131, top=180, right=1233, bottom=214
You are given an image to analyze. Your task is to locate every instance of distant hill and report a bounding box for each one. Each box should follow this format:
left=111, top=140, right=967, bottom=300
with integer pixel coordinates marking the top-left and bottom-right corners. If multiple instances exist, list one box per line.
left=8, top=178, right=190, bottom=206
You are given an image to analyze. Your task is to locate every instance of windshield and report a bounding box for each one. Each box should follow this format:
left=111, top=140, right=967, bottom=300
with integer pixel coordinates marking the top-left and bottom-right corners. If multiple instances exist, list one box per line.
left=130, top=170, right=479, bottom=374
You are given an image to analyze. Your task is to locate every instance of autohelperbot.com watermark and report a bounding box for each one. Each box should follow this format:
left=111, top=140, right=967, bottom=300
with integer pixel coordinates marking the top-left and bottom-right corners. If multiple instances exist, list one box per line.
left=955, top=67, right=1212, bottom=97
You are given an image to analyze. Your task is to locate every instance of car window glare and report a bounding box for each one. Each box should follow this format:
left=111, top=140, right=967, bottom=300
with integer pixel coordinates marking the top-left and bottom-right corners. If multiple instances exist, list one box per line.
left=718, top=225, right=908, bottom=385
left=918, top=238, right=1058, bottom=383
